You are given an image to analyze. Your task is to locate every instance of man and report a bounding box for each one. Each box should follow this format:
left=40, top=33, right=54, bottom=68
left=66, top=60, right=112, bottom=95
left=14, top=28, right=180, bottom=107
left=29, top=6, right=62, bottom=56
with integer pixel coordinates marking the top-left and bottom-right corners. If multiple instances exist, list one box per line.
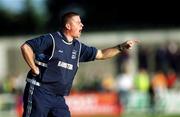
left=21, top=12, right=139, bottom=117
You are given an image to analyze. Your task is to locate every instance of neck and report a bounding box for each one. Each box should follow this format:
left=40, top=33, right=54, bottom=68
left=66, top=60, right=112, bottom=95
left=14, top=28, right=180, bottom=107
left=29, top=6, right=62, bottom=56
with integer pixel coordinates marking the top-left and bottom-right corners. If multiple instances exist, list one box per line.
left=62, top=30, right=73, bottom=42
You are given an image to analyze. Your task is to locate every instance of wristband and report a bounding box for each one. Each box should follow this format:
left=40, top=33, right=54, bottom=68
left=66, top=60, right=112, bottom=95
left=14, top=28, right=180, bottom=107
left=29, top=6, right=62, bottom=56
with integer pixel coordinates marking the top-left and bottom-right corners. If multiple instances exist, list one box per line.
left=118, top=44, right=126, bottom=52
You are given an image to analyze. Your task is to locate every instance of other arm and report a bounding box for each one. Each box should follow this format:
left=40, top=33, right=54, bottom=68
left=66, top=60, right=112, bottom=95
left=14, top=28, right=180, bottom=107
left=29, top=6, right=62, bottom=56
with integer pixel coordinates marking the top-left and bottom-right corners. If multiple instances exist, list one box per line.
left=20, top=34, right=52, bottom=75
left=96, top=39, right=139, bottom=60
left=20, top=43, right=39, bottom=75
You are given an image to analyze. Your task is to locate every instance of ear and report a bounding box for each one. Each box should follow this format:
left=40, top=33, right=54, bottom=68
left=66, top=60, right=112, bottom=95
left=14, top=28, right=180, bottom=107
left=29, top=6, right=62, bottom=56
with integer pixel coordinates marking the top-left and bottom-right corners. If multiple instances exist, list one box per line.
left=65, top=23, right=71, bottom=30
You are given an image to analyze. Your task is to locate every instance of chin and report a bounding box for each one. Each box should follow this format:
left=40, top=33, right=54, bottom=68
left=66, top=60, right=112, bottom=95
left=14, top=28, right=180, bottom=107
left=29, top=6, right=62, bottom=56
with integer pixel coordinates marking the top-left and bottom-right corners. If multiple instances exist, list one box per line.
left=75, top=35, right=80, bottom=38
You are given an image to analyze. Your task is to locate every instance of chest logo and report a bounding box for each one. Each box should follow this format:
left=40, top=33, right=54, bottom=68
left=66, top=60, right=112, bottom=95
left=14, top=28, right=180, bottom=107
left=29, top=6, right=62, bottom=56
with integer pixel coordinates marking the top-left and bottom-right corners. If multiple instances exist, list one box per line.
left=71, top=50, right=77, bottom=59
left=58, top=50, right=63, bottom=53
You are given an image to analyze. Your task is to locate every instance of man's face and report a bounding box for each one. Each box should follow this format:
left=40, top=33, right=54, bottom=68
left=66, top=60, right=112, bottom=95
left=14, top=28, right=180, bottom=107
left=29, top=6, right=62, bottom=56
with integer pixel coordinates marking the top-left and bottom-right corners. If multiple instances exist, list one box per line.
left=67, top=15, right=84, bottom=38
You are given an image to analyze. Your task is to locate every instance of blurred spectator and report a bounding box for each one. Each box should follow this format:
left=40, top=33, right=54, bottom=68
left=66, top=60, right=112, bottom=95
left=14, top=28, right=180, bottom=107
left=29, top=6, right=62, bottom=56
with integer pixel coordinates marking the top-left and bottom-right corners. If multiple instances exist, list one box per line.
left=166, top=69, right=177, bottom=89
left=155, top=45, right=169, bottom=73
left=166, top=41, right=179, bottom=73
left=151, top=70, right=167, bottom=94
left=134, top=68, right=151, bottom=112
left=138, top=45, right=149, bottom=70
left=115, top=62, right=133, bottom=110
left=2, top=74, right=15, bottom=93
left=151, top=70, right=168, bottom=112
left=134, top=68, right=150, bottom=93
left=102, top=73, right=115, bottom=92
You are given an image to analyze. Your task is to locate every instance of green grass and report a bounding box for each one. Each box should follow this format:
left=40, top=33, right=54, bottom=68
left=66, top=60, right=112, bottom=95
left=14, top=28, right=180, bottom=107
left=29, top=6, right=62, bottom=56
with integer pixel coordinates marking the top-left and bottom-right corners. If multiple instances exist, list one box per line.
left=72, top=114, right=180, bottom=117
left=1, top=111, right=180, bottom=117
left=120, top=113, right=180, bottom=117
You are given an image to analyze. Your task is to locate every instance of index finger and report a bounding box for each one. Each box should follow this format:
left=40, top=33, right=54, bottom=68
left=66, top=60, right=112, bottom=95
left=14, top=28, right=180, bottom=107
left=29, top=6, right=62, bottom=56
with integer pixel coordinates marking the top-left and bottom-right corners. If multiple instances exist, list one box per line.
left=133, top=39, right=140, bottom=43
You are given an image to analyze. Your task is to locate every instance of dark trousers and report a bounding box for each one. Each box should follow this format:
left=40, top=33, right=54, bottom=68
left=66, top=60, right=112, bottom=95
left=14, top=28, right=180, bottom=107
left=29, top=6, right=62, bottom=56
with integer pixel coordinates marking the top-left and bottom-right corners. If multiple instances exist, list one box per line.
left=23, top=83, right=71, bottom=117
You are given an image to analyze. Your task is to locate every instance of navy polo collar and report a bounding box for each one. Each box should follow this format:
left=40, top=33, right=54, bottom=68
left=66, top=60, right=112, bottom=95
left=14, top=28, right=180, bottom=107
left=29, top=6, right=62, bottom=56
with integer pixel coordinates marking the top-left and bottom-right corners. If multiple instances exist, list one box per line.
left=57, top=31, right=73, bottom=45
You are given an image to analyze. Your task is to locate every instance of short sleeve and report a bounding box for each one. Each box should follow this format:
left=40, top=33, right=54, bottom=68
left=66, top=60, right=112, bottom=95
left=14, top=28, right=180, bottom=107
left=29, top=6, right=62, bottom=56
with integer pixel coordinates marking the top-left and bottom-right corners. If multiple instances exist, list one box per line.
left=25, top=34, right=52, bottom=54
left=80, top=43, right=97, bottom=62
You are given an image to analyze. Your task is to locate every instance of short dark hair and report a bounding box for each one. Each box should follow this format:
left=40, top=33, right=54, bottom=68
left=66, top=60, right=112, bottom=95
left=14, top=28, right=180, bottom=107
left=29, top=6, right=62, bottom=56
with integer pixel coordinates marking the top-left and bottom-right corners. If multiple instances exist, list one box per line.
left=60, top=12, right=80, bottom=29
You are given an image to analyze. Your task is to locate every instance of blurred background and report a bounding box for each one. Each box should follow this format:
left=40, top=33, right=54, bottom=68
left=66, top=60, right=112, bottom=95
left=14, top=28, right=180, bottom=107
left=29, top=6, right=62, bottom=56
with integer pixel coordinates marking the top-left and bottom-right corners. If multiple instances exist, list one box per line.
left=0, top=0, right=180, bottom=117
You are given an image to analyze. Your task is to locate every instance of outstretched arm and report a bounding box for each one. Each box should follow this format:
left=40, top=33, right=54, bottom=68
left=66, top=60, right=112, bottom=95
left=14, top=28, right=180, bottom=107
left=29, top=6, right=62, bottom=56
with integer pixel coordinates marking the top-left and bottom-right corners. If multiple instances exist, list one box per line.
left=95, top=40, right=139, bottom=60
left=20, top=43, right=40, bottom=76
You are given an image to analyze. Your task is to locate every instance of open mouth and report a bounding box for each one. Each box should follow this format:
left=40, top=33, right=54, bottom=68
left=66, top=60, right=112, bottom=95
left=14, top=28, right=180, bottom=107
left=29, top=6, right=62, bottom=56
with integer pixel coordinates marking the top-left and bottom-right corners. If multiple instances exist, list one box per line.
left=79, top=29, right=82, bottom=33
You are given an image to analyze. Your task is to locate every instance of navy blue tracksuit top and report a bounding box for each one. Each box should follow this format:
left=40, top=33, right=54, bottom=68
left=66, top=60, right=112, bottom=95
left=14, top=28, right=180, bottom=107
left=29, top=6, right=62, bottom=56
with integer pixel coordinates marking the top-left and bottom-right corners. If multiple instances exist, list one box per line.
left=25, top=31, right=97, bottom=96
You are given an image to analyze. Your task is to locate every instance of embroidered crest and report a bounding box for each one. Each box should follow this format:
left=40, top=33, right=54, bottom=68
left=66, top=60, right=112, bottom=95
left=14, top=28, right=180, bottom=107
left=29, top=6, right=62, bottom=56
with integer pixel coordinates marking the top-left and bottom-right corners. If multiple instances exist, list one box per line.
left=71, top=50, right=77, bottom=59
